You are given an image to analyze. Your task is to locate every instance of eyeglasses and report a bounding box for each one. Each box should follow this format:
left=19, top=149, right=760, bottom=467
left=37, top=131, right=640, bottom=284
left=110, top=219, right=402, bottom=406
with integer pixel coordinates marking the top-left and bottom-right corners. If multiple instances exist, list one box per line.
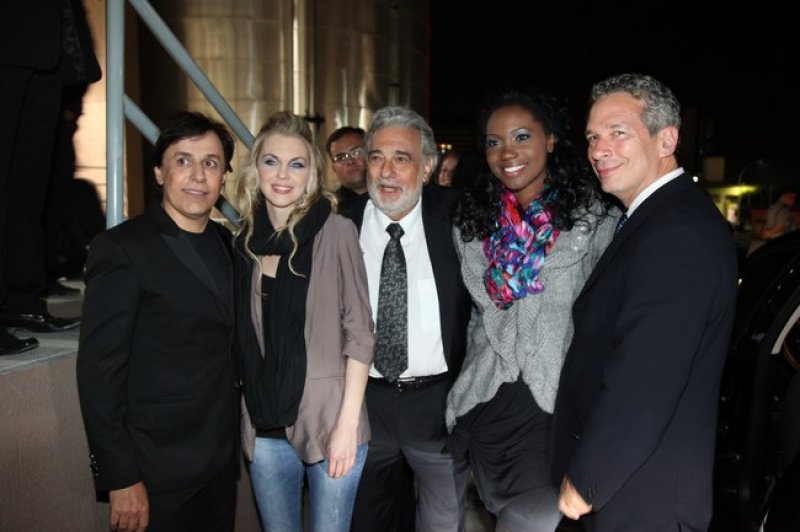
left=332, top=147, right=365, bottom=165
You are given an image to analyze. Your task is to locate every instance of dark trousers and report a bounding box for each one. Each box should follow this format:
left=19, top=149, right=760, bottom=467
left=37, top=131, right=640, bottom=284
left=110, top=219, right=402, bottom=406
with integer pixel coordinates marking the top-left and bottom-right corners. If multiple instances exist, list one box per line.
left=0, top=64, right=62, bottom=313
left=352, top=378, right=468, bottom=532
left=147, top=460, right=237, bottom=532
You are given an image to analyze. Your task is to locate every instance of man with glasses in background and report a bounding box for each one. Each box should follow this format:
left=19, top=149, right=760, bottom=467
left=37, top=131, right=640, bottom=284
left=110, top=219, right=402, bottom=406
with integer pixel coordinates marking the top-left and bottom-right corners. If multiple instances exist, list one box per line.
left=326, top=126, right=368, bottom=213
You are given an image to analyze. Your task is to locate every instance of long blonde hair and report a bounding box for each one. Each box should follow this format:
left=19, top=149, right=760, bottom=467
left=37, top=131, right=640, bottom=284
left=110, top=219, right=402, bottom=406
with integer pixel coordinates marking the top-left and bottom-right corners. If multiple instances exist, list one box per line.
left=231, top=111, right=337, bottom=272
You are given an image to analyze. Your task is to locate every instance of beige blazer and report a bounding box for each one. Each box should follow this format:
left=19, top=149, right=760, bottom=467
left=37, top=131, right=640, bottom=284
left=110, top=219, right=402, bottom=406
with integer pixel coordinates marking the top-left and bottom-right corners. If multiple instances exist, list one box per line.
left=241, top=213, right=374, bottom=463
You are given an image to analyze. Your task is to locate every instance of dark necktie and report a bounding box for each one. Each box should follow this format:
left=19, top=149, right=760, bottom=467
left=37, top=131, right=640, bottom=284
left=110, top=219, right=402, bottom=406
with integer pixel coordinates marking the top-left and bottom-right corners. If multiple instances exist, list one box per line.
left=615, top=212, right=629, bottom=236
left=374, top=223, right=407, bottom=382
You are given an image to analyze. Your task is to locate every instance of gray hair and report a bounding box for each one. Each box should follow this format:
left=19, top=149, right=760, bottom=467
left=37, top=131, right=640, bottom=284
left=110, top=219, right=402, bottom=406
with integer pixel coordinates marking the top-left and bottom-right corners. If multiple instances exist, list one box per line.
left=365, top=106, right=437, bottom=169
left=591, top=73, right=681, bottom=137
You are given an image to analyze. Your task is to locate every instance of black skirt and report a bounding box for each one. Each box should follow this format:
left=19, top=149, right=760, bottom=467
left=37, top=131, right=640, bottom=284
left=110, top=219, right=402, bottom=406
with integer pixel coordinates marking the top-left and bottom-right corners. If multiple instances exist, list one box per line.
left=449, top=376, right=552, bottom=513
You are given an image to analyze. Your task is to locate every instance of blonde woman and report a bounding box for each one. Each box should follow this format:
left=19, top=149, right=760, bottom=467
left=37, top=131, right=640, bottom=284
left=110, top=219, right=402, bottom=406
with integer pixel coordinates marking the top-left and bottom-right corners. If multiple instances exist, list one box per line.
left=231, top=111, right=374, bottom=531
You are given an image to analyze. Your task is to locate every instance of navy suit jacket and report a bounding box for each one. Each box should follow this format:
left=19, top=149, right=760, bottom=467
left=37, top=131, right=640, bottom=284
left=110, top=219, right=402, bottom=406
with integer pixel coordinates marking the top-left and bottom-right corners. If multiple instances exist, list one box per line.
left=551, top=173, right=738, bottom=530
left=342, top=185, right=470, bottom=377
left=77, top=205, right=238, bottom=495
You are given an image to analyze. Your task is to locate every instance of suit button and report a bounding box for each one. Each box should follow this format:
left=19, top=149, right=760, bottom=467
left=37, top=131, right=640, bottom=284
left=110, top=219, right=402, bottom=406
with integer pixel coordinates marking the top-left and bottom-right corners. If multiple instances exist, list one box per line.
left=572, top=433, right=581, bottom=440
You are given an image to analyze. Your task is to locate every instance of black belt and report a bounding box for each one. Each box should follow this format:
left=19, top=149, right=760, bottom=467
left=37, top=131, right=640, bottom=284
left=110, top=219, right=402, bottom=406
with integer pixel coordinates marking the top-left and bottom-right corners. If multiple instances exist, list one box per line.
left=368, top=373, right=450, bottom=392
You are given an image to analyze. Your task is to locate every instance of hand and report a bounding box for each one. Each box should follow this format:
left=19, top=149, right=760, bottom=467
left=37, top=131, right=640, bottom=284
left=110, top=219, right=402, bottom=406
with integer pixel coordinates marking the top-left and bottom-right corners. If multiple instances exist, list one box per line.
left=327, top=424, right=357, bottom=479
left=109, top=481, right=149, bottom=532
left=559, top=476, right=592, bottom=520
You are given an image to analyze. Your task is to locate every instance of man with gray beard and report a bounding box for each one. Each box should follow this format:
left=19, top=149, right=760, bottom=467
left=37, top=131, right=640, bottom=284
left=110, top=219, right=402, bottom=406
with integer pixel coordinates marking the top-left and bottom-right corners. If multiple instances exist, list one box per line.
left=344, top=107, right=471, bottom=531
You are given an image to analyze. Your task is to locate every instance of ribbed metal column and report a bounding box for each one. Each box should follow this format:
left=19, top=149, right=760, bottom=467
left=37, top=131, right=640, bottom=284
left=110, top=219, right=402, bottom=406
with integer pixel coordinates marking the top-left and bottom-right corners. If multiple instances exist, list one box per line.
left=137, top=0, right=429, bottom=175
left=106, top=0, right=126, bottom=227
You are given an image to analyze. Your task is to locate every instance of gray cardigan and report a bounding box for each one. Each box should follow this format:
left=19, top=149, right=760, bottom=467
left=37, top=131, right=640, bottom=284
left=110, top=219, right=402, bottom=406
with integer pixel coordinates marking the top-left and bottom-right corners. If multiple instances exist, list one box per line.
left=242, top=213, right=375, bottom=463
left=446, top=203, right=618, bottom=429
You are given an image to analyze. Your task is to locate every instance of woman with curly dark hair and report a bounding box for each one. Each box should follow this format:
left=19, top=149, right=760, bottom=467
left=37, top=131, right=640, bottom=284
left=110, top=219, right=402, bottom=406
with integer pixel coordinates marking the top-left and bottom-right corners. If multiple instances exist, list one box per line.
left=445, top=88, right=620, bottom=531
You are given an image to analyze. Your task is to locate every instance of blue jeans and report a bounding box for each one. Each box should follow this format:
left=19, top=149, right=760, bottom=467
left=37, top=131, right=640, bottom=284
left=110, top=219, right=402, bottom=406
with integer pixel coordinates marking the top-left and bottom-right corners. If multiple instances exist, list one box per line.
left=249, top=437, right=367, bottom=532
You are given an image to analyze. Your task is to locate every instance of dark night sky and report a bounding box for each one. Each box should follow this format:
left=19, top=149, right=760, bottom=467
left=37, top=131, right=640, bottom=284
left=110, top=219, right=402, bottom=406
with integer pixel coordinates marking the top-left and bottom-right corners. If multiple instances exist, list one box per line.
left=429, top=2, right=799, bottom=184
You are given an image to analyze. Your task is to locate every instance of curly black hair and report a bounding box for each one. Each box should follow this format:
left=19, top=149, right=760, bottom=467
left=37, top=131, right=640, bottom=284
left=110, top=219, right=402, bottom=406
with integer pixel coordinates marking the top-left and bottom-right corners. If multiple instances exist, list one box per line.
left=453, top=87, right=611, bottom=241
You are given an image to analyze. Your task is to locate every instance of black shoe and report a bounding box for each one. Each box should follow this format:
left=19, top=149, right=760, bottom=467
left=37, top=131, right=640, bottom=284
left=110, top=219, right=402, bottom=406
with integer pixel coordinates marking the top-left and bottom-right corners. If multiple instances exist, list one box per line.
left=47, top=279, right=81, bottom=297
left=0, top=328, right=38, bottom=356
left=1, top=312, right=81, bottom=333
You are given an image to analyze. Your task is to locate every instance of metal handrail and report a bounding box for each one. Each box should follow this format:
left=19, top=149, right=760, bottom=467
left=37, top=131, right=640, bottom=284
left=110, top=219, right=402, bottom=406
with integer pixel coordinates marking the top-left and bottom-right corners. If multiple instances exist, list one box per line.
left=107, top=0, right=251, bottom=228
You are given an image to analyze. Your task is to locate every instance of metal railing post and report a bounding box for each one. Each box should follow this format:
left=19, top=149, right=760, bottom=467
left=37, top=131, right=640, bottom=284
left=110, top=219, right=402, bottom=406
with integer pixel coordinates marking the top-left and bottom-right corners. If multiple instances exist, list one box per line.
left=105, top=0, right=249, bottom=227
left=127, top=0, right=254, bottom=148
left=106, top=0, right=126, bottom=228
left=123, top=95, right=159, bottom=145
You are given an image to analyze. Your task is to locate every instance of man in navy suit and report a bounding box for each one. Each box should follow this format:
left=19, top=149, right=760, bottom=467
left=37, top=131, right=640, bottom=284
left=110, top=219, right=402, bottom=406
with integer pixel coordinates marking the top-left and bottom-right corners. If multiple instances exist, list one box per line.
left=552, top=74, right=738, bottom=531
left=77, top=113, right=239, bottom=532
left=346, top=107, right=471, bottom=531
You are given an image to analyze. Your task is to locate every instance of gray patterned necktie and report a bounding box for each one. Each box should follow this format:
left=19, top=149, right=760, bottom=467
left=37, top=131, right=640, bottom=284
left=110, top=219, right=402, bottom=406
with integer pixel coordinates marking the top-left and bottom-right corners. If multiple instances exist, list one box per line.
left=614, top=212, right=629, bottom=236
left=374, top=223, right=407, bottom=381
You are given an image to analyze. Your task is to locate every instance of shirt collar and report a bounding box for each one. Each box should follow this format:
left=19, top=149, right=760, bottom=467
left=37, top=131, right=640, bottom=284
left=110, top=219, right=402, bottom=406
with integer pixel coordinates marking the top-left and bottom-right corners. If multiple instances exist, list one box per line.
left=366, top=196, right=423, bottom=237
left=627, top=167, right=684, bottom=217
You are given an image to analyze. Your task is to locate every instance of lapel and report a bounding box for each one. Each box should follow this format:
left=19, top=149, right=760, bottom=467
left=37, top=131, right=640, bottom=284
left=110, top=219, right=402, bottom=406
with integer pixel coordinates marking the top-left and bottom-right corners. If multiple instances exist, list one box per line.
left=421, top=189, right=451, bottom=297
left=420, top=188, right=455, bottom=355
left=579, top=172, right=692, bottom=296
left=148, top=204, right=231, bottom=317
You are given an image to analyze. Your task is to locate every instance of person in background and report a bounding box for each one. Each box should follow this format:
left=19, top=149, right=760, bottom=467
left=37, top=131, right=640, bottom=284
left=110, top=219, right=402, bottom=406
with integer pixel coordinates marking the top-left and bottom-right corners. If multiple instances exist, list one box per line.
left=762, top=188, right=797, bottom=240
left=552, top=73, right=738, bottom=531
left=45, top=83, right=103, bottom=296
left=326, top=126, right=368, bottom=213
left=446, top=87, right=616, bottom=531
left=0, top=0, right=98, bottom=354
left=77, top=112, right=239, bottom=532
left=231, top=111, right=374, bottom=532
left=450, top=147, right=486, bottom=190
left=433, top=150, right=460, bottom=187
left=44, top=0, right=102, bottom=297
left=346, top=106, right=471, bottom=532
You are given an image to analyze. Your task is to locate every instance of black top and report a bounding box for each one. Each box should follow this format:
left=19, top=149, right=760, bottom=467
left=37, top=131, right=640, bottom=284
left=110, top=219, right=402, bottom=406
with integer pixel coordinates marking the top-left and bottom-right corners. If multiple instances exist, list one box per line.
left=336, top=187, right=367, bottom=216
left=182, top=225, right=231, bottom=309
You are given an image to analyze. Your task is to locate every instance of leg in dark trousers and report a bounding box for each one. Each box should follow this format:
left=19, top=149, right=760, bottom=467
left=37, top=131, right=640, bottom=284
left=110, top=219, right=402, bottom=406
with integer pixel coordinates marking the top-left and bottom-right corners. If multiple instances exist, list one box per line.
left=147, top=461, right=237, bottom=532
left=352, top=382, right=410, bottom=531
left=352, top=379, right=466, bottom=532
left=0, top=65, right=62, bottom=315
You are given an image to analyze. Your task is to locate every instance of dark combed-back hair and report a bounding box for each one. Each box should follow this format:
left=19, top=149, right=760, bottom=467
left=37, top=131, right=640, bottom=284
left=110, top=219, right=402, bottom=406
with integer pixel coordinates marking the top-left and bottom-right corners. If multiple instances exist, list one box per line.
left=151, top=111, right=235, bottom=172
left=325, top=126, right=366, bottom=159
left=453, top=87, right=609, bottom=241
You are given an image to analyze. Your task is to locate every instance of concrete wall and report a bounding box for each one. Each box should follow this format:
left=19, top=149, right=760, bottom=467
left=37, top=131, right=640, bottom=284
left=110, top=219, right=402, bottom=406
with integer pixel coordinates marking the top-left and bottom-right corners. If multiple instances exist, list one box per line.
left=0, top=354, right=262, bottom=531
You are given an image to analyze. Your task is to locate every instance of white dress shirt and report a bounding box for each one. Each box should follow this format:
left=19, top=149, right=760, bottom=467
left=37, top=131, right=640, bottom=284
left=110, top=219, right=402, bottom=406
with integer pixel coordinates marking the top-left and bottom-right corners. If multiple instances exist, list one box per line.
left=360, top=198, right=448, bottom=379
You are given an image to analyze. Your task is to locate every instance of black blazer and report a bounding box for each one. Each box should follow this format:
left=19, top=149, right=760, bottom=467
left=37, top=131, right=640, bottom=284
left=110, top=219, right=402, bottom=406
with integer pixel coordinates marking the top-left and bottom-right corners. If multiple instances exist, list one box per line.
left=76, top=205, right=238, bottom=495
left=342, top=185, right=470, bottom=376
left=0, top=0, right=101, bottom=81
left=0, top=0, right=61, bottom=70
left=551, top=174, right=738, bottom=530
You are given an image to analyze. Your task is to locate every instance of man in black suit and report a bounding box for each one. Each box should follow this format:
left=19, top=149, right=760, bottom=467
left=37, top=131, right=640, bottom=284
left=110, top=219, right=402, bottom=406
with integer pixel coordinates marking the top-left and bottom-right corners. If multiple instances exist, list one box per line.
left=551, top=73, right=738, bottom=531
left=346, top=107, right=471, bottom=531
left=77, top=112, right=239, bottom=532
left=0, top=0, right=99, bottom=355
